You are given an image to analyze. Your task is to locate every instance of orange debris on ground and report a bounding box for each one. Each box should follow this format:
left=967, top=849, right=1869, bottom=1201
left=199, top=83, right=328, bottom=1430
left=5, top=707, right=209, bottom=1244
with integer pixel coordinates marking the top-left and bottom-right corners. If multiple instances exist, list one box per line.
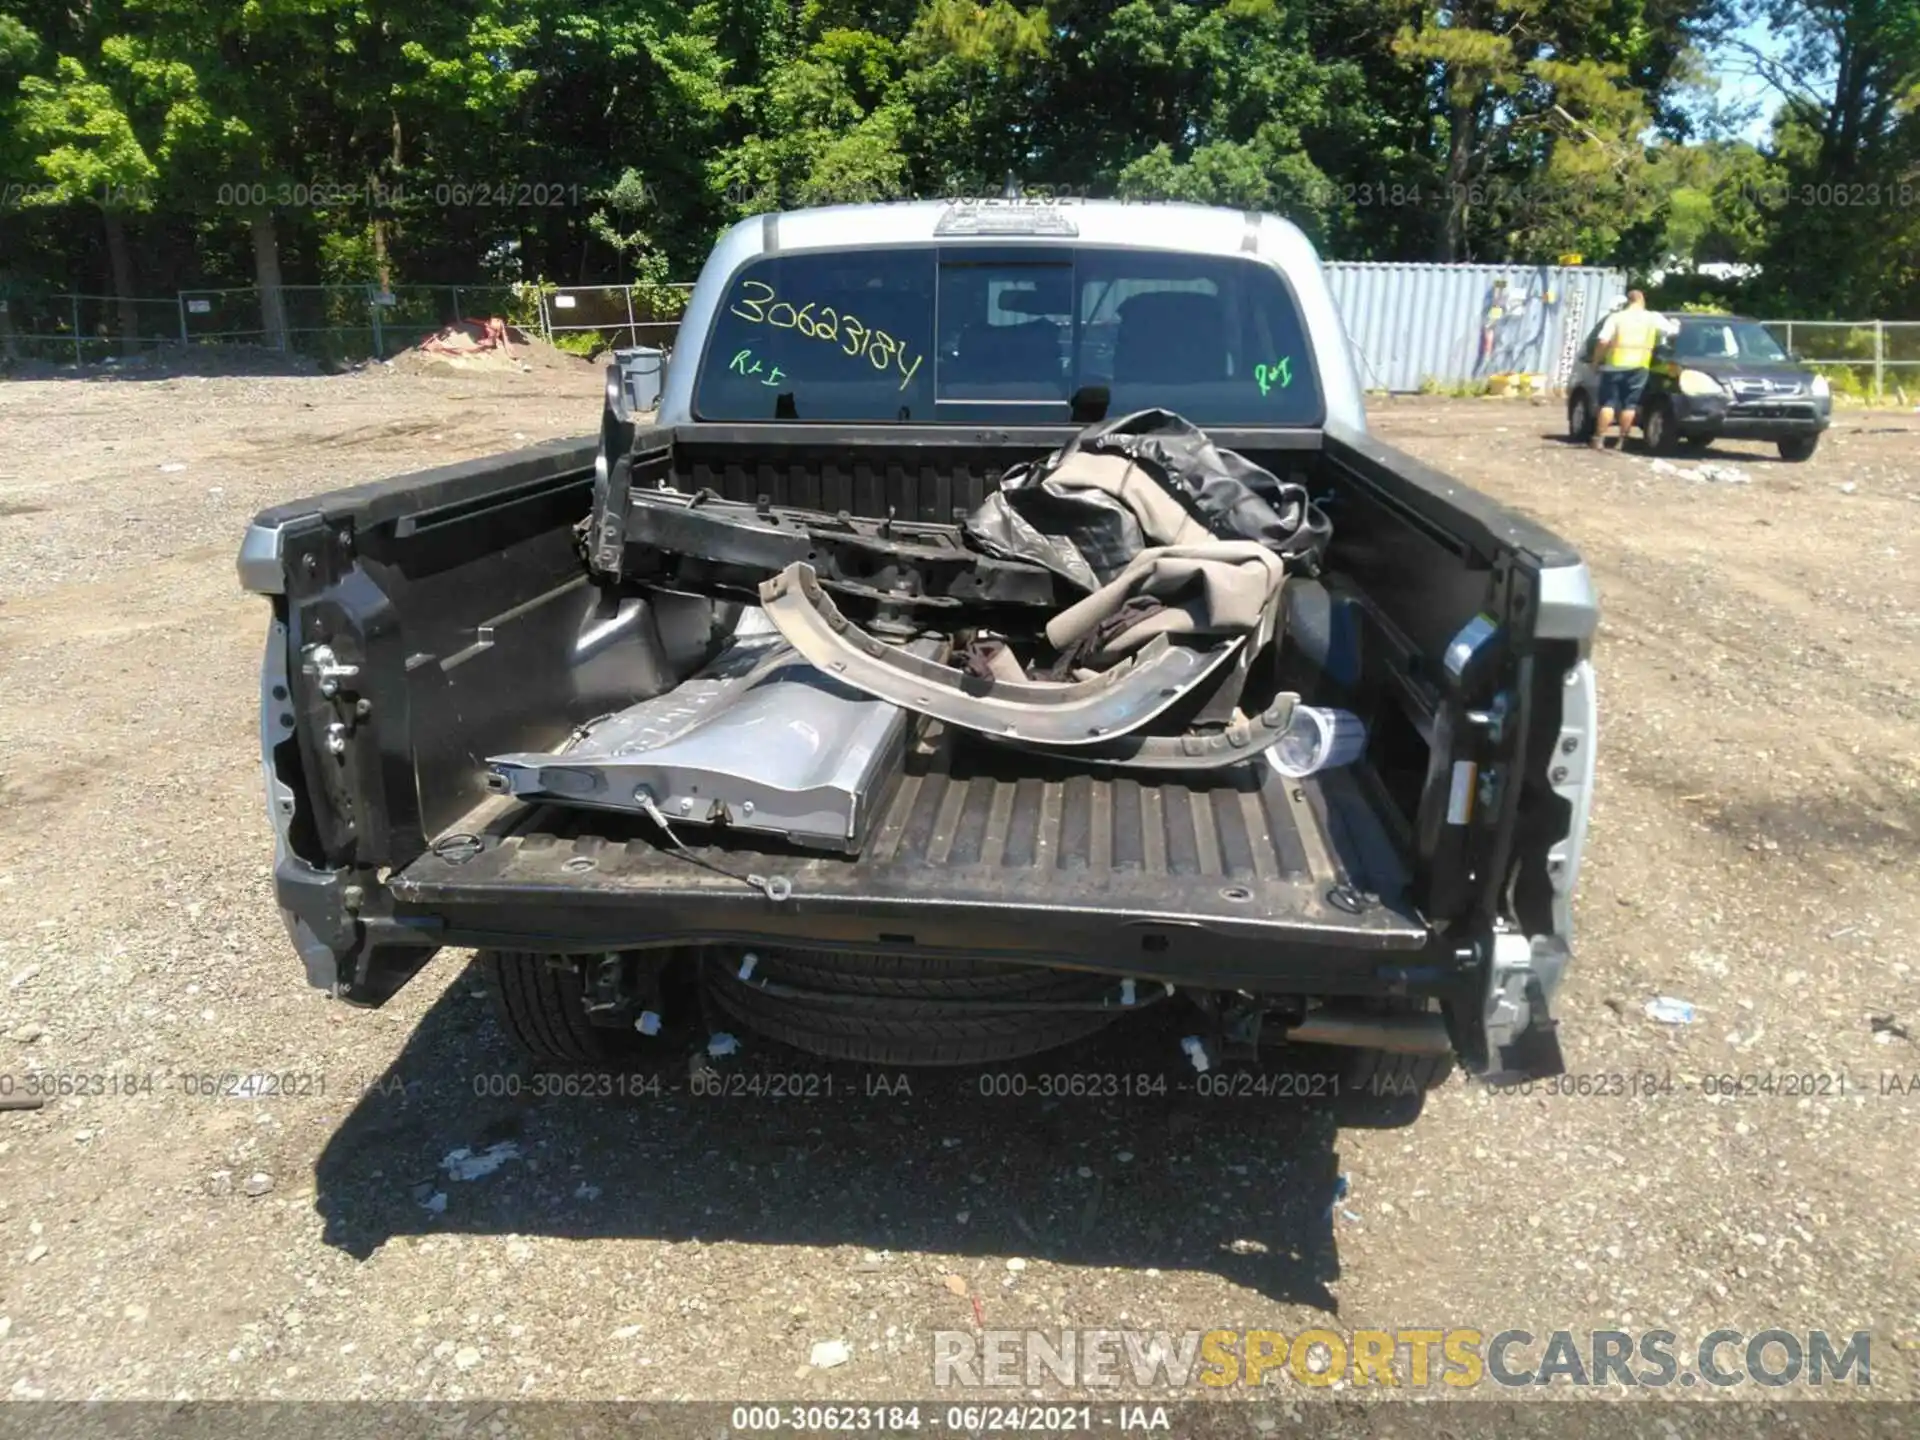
left=417, top=317, right=528, bottom=355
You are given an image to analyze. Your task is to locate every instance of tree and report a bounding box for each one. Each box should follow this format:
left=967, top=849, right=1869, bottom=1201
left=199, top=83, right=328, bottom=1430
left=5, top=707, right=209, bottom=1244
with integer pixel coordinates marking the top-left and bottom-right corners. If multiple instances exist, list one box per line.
left=1394, top=0, right=1723, bottom=259
left=16, top=54, right=157, bottom=346
left=1725, top=0, right=1920, bottom=314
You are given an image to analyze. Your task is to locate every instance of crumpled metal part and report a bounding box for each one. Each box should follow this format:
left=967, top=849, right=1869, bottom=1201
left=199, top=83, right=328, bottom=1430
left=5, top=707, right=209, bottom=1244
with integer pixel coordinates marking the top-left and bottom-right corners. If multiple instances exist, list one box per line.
left=758, top=561, right=1243, bottom=746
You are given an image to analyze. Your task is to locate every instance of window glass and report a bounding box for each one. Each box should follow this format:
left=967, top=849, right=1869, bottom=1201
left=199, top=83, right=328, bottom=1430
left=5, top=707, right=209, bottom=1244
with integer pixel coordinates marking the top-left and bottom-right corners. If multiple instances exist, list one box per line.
left=697, top=249, right=936, bottom=422
left=1673, top=320, right=1789, bottom=363
left=937, top=256, right=1072, bottom=401
left=695, top=245, right=1322, bottom=425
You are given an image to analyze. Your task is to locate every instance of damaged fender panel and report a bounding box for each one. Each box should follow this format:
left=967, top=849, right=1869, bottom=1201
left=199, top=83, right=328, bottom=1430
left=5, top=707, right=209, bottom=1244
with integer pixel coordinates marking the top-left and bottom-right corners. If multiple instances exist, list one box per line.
left=486, top=629, right=933, bottom=854
left=758, top=562, right=1242, bottom=746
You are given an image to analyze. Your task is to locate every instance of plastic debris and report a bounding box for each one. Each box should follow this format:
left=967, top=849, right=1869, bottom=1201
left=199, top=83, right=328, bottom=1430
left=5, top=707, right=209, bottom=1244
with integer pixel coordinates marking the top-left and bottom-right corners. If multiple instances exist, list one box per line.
left=1120, top=979, right=1137, bottom=1006
left=707, top=1031, right=741, bottom=1058
left=1649, top=457, right=1750, bottom=485
left=1324, top=1173, right=1352, bottom=1221
left=738, top=952, right=759, bottom=981
left=1694, top=463, right=1751, bottom=485
left=809, top=1339, right=853, bottom=1369
left=419, top=1191, right=448, bottom=1214
left=1181, top=1036, right=1212, bottom=1073
left=441, top=1142, right=522, bottom=1181
left=1645, top=996, right=1696, bottom=1025
left=1269, top=706, right=1368, bottom=778
left=634, top=1010, right=662, bottom=1036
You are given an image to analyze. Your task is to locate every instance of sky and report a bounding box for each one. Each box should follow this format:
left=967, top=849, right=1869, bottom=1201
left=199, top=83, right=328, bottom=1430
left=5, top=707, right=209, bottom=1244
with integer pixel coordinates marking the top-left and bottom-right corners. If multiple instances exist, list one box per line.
left=1707, top=18, right=1795, bottom=144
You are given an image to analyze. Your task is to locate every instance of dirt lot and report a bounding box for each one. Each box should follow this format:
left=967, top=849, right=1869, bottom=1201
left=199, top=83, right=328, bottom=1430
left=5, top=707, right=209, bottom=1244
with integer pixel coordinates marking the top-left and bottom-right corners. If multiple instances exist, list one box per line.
left=0, top=366, right=1916, bottom=1415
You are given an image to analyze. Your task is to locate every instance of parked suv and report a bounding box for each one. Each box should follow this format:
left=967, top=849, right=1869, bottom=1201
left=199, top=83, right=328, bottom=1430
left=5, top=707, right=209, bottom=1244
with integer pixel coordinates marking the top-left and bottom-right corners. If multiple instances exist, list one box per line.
left=1568, top=311, right=1832, bottom=461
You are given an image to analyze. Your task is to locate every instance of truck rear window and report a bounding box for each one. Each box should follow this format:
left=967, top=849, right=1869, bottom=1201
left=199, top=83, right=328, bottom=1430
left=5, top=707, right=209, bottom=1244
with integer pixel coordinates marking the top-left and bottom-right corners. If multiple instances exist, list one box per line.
left=694, top=246, right=1323, bottom=426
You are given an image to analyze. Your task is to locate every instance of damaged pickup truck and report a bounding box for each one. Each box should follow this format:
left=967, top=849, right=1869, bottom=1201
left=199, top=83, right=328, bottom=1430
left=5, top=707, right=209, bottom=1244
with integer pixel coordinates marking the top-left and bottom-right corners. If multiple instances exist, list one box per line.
left=239, top=199, right=1598, bottom=1097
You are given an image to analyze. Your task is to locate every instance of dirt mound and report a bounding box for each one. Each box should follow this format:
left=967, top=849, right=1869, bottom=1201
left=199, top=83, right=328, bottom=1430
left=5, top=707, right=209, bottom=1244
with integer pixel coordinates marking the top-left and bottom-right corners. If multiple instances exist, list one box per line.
left=386, top=317, right=593, bottom=375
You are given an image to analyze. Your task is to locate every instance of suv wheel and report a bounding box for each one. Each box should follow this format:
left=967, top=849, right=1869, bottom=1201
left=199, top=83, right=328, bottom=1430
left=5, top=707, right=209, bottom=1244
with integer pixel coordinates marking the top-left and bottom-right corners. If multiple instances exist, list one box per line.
left=1777, top=435, right=1819, bottom=462
left=1567, top=392, right=1595, bottom=443
left=1641, top=401, right=1677, bottom=454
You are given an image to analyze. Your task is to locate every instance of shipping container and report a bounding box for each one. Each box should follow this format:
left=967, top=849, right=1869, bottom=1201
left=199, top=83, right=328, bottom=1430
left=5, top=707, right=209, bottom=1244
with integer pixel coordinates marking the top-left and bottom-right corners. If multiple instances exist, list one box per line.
left=1322, top=262, right=1626, bottom=394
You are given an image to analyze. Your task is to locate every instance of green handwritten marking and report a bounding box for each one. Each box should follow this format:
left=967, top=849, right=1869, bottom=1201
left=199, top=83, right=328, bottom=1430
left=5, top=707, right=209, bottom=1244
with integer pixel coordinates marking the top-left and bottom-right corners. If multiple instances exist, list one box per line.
left=728, top=347, right=787, bottom=387
left=1254, top=357, right=1295, bottom=396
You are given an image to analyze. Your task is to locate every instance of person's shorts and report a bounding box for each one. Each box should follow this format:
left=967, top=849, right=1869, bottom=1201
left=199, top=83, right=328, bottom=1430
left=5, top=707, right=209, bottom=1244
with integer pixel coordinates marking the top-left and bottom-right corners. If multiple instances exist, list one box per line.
left=1598, top=367, right=1648, bottom=411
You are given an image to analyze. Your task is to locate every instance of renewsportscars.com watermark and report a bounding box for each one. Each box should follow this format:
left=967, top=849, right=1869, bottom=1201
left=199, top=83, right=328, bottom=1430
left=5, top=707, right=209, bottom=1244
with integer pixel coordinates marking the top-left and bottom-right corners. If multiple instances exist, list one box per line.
left=933, top=1328, right=1873, bottom=1390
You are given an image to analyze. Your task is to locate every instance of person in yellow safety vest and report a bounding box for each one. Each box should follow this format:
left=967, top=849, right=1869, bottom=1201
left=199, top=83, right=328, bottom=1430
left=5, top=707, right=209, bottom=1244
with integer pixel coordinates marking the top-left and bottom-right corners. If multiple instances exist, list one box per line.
left=1589, top=290, right=1678, bottom=450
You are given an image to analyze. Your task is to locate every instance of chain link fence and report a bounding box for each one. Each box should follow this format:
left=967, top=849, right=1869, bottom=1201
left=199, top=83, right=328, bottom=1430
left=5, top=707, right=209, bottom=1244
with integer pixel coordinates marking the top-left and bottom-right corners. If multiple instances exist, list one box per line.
left=0, top=292, right=190, bottom=364
left=4, top=281, right=687, bottom=367
left=1761, top=320, right=1920, bottom=400
left=540, top=283, right=693, bottom=356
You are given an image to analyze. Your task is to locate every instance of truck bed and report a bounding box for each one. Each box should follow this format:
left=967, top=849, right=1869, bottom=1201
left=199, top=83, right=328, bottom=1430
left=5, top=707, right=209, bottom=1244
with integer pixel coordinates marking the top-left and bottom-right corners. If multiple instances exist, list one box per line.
left=392, top=728, right=1430, bottom=990
left=248, top=423, right=1585, bottom=1027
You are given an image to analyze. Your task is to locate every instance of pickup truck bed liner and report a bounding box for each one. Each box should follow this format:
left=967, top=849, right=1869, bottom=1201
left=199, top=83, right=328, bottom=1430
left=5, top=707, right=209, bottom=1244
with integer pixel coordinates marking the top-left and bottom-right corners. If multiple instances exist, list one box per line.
left=393, top=731, right=1428, bottom=983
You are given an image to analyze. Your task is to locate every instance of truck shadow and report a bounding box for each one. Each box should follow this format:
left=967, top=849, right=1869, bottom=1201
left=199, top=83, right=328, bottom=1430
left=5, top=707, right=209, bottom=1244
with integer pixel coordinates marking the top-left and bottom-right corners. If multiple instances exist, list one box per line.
left=312, top=966, right=1416, bottom=1308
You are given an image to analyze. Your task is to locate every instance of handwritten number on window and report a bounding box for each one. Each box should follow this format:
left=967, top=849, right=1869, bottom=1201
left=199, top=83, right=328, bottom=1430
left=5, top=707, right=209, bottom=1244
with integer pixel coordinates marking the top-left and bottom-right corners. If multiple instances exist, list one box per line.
left=729, top=279, right=922, bottom=392
left=729, top=281, right=774, bottom=325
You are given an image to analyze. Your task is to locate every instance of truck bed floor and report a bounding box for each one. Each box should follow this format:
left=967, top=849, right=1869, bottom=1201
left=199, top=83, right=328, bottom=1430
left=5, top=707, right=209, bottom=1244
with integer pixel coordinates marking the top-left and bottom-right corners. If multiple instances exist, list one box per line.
left=393, top=731, right=1429, bottom=983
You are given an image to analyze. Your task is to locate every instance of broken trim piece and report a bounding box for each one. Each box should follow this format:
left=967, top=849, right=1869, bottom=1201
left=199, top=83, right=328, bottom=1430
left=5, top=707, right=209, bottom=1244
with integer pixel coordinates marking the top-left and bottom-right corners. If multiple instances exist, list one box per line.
left=759, top=562, right=1242, bottom=746
left=993, top=694, right=1300, bottom=771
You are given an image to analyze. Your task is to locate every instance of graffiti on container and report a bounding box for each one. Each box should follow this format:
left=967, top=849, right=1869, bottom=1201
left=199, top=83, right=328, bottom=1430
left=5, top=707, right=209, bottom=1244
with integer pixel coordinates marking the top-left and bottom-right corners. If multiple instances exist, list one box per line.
left=1476, top=269, right=1563, bottom=377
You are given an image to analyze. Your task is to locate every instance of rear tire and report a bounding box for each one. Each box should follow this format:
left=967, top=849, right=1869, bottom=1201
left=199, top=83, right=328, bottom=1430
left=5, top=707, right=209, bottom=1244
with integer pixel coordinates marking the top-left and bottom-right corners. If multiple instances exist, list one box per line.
left=1567, top=391, right=1595, bottom=443
left=1777, top=435, right=1819, bottom=462
left=1335, top=1047, right=1454, bottom=1127
left=704, top=950, right=1123, bottom=1066
left=483, top=950, right=649, bottom=1069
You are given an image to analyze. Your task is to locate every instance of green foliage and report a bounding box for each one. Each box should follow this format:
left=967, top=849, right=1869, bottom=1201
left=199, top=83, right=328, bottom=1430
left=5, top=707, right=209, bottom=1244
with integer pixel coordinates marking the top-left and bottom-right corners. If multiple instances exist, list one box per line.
left=317, top=227, right=378, bottom=285
left=549, top=327, right=610, bottom=356
left=0, top=0, right=1915, bottom=320
left=16, top=56, right=158, bottom=206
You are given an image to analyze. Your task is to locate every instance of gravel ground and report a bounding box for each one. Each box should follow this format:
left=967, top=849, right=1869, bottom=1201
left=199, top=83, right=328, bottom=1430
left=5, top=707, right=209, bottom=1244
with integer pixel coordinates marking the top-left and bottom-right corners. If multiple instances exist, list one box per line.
left=0, top=368, right=1916, bottom=1414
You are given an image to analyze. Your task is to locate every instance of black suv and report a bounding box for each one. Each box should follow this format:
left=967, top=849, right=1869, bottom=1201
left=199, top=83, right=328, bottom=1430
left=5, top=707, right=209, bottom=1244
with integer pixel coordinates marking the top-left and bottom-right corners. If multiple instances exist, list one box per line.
left=1569, top=312, right=1832, bottom=462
